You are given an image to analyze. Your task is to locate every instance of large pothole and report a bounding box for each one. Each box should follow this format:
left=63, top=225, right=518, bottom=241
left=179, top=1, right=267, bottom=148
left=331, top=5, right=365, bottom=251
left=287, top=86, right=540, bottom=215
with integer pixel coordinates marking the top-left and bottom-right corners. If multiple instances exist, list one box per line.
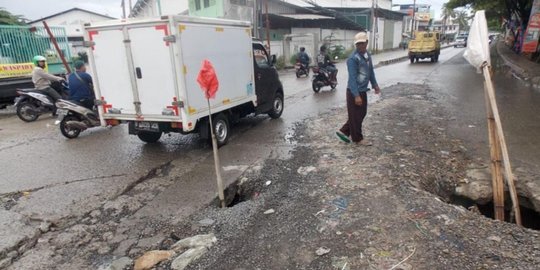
left=451, top=193, right=540, bottom=230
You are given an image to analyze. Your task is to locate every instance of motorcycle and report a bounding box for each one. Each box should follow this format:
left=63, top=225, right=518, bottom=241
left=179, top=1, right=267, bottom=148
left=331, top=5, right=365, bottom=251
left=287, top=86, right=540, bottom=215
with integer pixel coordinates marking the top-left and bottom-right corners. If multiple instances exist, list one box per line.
left=295, top=61, right=309, bottom=78
left=14, top=81, right=68, bottom=122
left=55, top=99, right=103, bottom=139
left=311, top=65, right=337, bottom=93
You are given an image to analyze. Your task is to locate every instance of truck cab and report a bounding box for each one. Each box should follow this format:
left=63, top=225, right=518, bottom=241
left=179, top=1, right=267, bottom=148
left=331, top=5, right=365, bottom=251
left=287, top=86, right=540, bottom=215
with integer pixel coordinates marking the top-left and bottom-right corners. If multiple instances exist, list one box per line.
left=251, top=41, right=283, bottom=116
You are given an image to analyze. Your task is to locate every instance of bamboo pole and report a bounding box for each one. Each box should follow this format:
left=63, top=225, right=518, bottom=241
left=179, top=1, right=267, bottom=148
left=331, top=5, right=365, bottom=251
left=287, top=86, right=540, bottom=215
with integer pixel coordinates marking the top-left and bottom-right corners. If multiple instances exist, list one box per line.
left=42, top=21, right=71, bottom=74
left=484, top=82, right=505, bottom=221
left=207, top=99, right=226, bottom=208
left=482, top=65, right=521, bottom=226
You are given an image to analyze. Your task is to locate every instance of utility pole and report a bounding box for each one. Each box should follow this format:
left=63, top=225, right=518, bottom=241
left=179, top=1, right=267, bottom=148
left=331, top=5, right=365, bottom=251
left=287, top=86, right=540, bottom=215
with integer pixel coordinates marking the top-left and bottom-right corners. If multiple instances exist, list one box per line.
left=371, top=0, right=375, bottom=51
left=265, top=0, right=271, bottom=54
left=121, top=0, right=126, bottom=19
left=253, top=0, right=259, bottom=38
left=411, top=0, right=416, bottom=36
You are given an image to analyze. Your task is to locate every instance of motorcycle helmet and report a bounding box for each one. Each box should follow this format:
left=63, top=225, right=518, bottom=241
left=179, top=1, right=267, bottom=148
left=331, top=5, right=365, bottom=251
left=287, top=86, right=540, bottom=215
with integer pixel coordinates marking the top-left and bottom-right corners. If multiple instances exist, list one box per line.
left=32, top=55, right=47, bottom=66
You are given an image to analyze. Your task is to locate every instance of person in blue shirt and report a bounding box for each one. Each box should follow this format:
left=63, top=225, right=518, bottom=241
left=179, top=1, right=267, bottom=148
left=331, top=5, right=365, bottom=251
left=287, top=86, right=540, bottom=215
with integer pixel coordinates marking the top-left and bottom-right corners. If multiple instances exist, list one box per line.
left=296, top=47, right=310, bottom=68
left=68, top=61, right=95, bottom=109
left=335, top=31, right=381, bottom=145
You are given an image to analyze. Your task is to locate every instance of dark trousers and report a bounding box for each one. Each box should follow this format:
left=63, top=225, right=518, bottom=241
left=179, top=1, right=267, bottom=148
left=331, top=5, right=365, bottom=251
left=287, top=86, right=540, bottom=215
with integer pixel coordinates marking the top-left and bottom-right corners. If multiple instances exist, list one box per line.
left=76, top=98, right=95, bottom=110
left=39, top=87, right=62, bottom=101
left=340, top=90, right=368, bottom=142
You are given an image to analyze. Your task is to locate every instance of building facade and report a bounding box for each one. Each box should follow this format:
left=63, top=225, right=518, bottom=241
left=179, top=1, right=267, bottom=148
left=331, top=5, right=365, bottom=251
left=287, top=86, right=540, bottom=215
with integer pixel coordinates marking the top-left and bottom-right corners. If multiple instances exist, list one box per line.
left=188, top=0, right=255, bottom=22
left=394, top=3, right=434, bottom=33
left=187, top=0, right=404, bottom=57
left=433, top=17, right=460, bottom=41
left=129, top=0, right=189, bottom=17
left=29, top=8, right=116, bottom=55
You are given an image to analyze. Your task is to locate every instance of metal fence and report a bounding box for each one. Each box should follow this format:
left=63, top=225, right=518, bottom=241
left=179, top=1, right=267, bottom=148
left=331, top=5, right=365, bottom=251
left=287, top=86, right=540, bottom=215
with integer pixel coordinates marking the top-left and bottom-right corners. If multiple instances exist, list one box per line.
left=0, top=25, right=71, bottom=65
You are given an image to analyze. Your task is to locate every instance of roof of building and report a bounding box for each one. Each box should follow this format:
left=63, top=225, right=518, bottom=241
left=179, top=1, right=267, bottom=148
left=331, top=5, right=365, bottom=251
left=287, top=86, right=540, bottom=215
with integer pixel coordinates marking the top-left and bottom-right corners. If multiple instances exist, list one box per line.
left=29, top=7, right=116, bottom=24
left=278, top=14, right=334, bottom=20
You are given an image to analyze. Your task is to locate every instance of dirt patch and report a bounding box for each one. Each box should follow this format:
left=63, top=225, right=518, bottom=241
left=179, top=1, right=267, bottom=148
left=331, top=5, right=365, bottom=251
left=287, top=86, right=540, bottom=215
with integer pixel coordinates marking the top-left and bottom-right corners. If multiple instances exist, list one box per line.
left=154, top=84, right=540, bottom=269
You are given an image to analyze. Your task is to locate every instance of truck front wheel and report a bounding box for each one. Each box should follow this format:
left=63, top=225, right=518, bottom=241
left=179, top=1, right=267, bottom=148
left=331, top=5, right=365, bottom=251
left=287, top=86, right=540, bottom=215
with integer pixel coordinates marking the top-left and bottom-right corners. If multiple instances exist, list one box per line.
left=137, top=131, right=162, bottom=143
left=409, top=57, right=414, bottom=64
left=268, top=92, right=284, bottom=119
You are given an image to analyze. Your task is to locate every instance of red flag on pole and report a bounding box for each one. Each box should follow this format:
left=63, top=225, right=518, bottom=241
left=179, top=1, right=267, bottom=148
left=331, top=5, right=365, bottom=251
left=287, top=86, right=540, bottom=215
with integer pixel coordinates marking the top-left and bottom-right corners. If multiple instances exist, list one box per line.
left=197, top=60, right=219, bottom=99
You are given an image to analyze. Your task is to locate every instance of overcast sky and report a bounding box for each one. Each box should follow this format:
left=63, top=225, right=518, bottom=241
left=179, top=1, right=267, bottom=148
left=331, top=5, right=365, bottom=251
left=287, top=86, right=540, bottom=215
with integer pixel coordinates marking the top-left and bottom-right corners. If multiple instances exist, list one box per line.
left=0, top=0, right=449, bottom=22
left=392, top=0, right=448, bottom=19
left=0, top=0, right=123, bottom=21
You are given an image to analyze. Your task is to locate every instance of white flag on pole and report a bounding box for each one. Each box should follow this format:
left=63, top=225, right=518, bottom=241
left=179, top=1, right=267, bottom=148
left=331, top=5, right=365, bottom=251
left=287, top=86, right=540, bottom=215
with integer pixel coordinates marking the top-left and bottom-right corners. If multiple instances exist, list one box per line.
left=464, top=10, right=491, bottom=71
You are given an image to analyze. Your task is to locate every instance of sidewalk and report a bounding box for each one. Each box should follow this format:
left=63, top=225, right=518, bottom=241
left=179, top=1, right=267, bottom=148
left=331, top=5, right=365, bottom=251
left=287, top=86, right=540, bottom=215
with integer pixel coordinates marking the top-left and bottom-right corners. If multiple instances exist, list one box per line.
left=496, top=41, right=540, bottom=85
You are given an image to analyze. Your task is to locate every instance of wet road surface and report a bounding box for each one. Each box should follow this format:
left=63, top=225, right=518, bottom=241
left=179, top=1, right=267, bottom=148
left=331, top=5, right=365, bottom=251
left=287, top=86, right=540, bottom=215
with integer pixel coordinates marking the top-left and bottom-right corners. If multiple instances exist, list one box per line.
left=2, top=46, right=537, bottom=226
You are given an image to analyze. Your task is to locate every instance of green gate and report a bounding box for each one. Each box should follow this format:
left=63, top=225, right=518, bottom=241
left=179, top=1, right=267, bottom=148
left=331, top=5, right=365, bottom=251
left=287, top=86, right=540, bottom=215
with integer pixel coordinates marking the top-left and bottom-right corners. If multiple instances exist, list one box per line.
left=0, top=25, right=71, bottom=78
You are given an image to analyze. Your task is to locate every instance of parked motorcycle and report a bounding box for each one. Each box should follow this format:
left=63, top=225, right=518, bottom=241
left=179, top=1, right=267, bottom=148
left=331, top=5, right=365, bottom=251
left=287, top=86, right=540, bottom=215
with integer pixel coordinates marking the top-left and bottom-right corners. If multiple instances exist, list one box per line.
left=14, top=81, right=68, bottom=122
left=55, top=99, right=104, bottom=139
left=311, top=65, right=337, bottom=93
left=295, top=61, right=309, bottom=78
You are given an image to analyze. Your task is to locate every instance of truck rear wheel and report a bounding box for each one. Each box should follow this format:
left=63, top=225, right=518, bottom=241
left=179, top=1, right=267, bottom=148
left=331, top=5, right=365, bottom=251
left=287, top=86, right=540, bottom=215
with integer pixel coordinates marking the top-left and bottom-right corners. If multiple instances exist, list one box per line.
left=409, top=57, right=414, bottom=64
left=137, top=131, right=162, bottom=143
left=210, top=113, right=230, bottom=147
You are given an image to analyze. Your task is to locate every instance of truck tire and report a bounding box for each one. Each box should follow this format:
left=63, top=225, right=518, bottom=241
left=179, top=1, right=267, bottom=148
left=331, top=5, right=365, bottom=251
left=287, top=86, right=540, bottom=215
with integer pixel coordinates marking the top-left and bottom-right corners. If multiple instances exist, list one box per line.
left=410, top=57, right=414, bottom=64
left=137, top=131, right=162, bottom=143
left=210, top=113, right=230, bottom=147
left=268, top=92, right=284, bottom=119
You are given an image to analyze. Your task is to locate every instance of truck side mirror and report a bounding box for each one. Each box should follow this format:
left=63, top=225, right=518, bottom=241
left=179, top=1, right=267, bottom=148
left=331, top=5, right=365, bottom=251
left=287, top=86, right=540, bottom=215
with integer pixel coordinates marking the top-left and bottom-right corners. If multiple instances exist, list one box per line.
left=271, top=55, right=277, bottom=65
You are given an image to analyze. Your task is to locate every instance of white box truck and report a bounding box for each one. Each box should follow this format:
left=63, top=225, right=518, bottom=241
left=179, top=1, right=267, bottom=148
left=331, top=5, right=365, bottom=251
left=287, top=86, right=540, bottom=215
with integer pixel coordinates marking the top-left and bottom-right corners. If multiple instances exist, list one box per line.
left=83, top=16, right=284, bottom=145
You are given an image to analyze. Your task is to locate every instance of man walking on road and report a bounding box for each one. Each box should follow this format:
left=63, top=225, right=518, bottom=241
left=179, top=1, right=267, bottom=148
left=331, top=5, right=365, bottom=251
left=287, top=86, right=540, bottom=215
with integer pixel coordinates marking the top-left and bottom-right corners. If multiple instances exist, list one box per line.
left=336, top=32, right=380, bottom=145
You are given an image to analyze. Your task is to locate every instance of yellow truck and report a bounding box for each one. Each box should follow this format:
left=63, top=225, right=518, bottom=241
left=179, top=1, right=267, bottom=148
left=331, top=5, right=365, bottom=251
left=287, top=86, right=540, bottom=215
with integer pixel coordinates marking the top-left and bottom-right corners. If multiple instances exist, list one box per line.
left=408, top=31, right=441, bottom=63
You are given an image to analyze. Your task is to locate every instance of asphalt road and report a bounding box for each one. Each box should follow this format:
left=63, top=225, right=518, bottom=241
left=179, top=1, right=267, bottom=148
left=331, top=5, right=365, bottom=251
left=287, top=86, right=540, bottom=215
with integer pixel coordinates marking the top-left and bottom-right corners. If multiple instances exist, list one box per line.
left=0, top=47, right=465, bottom=221
left=5, top=45, right=540, bottom=258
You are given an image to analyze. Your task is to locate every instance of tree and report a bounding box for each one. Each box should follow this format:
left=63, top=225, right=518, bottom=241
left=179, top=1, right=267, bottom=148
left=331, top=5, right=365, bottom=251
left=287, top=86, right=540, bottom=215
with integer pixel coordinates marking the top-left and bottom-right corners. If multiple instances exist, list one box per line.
left=0, top=8, right=27, bottom=25
left=454, top=9, right=471, bottom=32
left=441, top=3, right=457, bottom=36
left=446, top=0, right=533, bottom=27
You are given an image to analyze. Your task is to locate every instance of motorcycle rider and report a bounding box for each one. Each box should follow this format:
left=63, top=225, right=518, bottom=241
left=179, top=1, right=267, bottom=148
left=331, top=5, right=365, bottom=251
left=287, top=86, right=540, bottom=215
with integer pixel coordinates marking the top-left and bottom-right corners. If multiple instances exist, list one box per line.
left=68, top=60, right=95, bottom=109
left=31, top=55, right=64, bottom=101
left=316, top=45, right=337, bottom=83
left=296, top=47, right=310, bottom=71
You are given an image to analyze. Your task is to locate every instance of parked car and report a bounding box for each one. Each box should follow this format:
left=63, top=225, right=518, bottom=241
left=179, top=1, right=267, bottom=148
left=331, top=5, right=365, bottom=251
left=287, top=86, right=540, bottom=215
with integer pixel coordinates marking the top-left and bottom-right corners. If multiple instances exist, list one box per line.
left=454, top=35, right=468, bottom=47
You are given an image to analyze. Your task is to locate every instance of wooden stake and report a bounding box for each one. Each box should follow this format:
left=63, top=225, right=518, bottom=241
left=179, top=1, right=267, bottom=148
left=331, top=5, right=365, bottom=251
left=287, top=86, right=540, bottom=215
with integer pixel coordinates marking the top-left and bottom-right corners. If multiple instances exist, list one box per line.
left=482, top=65, right=522, bottom=226
left=207, top=99, right=226, bottom=208
left=484, top=82, right=505, bottom=221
